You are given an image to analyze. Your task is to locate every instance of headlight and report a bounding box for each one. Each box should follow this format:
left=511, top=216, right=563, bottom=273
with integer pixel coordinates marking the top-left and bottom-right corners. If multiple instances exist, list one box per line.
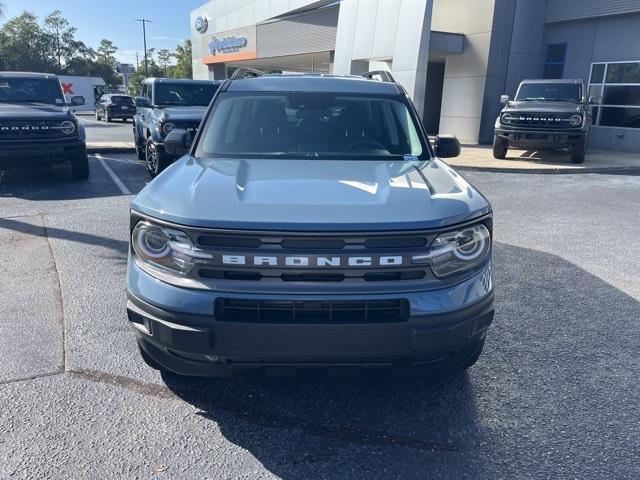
left=501, top=113, right=516, bottom=125
left=132, top=221, right=211, bottom=276
left=568, top=114, right=582, bottom=127
left=60, top=120, right=76, bottom=135
left=162, top=122, right=176, bottom=135
left=412, top=224, right=491, bottom=278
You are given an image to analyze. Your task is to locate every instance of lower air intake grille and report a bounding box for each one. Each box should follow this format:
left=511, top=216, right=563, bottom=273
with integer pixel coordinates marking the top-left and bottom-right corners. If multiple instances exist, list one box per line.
left=215, top=299, right=410, bottom=324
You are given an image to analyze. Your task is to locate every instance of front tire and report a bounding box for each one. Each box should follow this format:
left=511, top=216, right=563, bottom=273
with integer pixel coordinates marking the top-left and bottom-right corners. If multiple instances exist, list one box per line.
left=105, top=111, right=112, bottom=123
left=95, top=109, right=100, bottom=121
left=145, top=138, right=172, bottom=177
left=70, top=148, right=90, bottom=180
left=570, top=138, right=587, bottom=164
left=493, top=135, right=508, bottom=159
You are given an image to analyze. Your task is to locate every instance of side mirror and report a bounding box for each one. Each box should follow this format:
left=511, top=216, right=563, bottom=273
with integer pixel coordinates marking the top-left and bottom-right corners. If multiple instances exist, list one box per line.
left=588, top=96, right=601, bottom=104
left=70, top=95, right=85, bottom=106
left=164, top=129, right=192, bottom=156
left=434, top=134, right=461, bottom=159
left=500, top=95, right=510, bottom=105
left=134, top=96, right=152, bottom=108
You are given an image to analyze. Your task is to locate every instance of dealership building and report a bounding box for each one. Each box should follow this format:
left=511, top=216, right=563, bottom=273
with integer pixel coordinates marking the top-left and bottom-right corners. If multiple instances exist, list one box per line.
left=191, top=0, right=640, bottom=151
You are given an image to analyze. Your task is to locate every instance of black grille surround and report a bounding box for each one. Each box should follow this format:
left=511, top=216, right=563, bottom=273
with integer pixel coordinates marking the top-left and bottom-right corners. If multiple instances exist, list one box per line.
left=192, top=229, right=437, bottom=290
left=0, top=119, right=70, bottom=141
left=503, top=112, right=581, bottom=129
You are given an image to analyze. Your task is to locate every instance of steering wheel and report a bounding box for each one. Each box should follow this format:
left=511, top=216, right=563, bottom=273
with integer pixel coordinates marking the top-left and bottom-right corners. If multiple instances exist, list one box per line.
left=343, top=140, right=388, bottom=153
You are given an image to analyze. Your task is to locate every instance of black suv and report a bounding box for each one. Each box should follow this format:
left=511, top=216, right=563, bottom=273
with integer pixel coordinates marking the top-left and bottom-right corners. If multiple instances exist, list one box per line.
left=95, top=93, right=136, bottom=122
left=132, top=78, right=221, bottom=176
left=0, top=72, right=89, bottom=179
left=493, top=79, right=594, bottom=164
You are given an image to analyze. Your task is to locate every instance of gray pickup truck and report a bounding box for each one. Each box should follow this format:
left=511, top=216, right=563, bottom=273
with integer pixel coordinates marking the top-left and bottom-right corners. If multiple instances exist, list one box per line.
left=126, top=70, right=494, bottom=377
left=493, top=79, right=594, bottom=164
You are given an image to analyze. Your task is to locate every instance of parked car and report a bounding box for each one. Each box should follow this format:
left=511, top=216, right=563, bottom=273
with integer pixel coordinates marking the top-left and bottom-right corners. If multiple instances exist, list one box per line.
left=493, top=79, right=594, bottom=163
left=126, top=70, right=494, bottom=377
left=0, top=71, right=89, bottom=179
left=132, top=78, right=221, bottom=176
left=95, top=93, right=136, bottom=122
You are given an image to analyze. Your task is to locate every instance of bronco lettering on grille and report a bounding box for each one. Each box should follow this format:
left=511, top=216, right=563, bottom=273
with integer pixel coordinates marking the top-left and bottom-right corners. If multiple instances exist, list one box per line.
left=218, top=255, right=406, bottom=268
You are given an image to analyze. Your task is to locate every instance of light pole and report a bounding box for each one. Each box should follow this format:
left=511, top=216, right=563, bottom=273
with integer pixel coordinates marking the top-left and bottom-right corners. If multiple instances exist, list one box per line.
left=135, top=18, right=152, bottom=76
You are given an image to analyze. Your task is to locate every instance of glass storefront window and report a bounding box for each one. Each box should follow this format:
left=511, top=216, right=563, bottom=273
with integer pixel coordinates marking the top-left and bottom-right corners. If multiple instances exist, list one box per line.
left=588, top=61, right=640, bottom=129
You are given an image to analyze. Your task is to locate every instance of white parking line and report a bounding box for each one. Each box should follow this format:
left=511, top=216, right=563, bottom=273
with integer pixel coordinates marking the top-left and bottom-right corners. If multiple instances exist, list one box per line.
left=94, top=153, right=131, bottom=195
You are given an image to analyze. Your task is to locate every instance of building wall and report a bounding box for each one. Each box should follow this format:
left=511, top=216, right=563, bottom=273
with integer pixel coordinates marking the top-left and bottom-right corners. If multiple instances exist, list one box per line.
left=432, top=0, right=499, bottom=143
left=333, top=0, right=433, bottom=118
left=545, top=0, right=640, bottom=23
left=544, top=12, right=640, bottom=151
left=257, top=6, right=338, bottom=58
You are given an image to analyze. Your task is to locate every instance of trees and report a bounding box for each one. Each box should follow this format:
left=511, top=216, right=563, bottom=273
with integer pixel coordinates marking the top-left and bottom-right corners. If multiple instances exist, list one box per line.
left=157, top=49, right=173, bottom=77
left=173, top=40, right=192, bottom=79
left=0, top=10, right=122, bottom=87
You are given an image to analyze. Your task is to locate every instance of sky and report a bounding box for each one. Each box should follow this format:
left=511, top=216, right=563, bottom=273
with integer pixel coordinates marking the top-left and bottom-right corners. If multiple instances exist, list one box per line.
left=1, top=0, right=206, bottom=65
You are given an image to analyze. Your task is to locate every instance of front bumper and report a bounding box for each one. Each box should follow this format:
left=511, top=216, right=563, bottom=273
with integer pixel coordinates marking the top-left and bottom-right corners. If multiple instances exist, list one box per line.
left=127, top=258, right=494, bottom=376
left=495, top=127, right=586, bottom=148
left=0, top=138, right=85, bottom=167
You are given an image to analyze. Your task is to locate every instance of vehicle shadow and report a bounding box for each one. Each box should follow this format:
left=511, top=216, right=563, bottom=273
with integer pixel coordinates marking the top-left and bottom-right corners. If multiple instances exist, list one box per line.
left=162, top=242, right=640, bottom=479
left=0, top=160, right=136, bottom=201
left=0, top=216, right=128, bottom=257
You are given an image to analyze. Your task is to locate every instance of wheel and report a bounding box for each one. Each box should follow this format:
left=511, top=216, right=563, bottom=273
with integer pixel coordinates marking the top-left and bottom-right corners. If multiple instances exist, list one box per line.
left=95, top=109, right=100, bottom=121
left=70, top=147, right=90, bottom=180
left=137, top=342, right=165, bottom=371
left=145, top=137, right=172, bottom=177
left=570, top=139, right=587, bottom=164
left=105, top=110, right=112, bottom=122
left=492, top=134, right=508, bottom=159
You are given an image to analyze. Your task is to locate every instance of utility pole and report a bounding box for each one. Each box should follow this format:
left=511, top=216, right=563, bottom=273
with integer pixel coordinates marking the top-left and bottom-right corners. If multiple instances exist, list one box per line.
left=135, top=18, right=152, bottom=76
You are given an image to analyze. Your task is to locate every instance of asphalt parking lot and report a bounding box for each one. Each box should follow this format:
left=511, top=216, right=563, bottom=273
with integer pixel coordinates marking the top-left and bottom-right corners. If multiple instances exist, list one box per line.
left=1, top=153, right=639, bottom=479
left=77, top=112, right=134, bottom=145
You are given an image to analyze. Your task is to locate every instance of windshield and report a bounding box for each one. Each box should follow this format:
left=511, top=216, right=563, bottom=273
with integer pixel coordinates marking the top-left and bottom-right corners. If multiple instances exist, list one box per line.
left=196, top=92, right=427, bottom=160
left=109, top=95, right=134, bottom=105
left=516, top=83, right=582, bottom=102
left=0, top=77, right=65, bottom=105
left=154, top=83, right=218, bottom=106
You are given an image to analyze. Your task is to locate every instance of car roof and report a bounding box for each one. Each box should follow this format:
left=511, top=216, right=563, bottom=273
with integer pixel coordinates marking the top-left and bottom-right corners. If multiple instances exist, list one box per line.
left=226, top=74, right=402, bottom=95
left=0, top=71, right=59, bottom=79
left=143, top=77, right=221, bottom=85
left=521, top=79, right=584, bottom=84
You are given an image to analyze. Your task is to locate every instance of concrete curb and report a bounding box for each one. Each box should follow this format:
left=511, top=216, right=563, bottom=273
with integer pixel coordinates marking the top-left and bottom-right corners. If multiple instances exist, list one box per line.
left=86, top=145, right=135, bottom=154
left=450, top=164, right=640, bottom=175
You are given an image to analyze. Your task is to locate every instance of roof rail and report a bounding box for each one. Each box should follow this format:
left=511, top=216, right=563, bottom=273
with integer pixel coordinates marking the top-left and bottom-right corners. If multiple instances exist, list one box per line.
left=361, top=70, right=396, bottom=83
left=229, top=67, right=265, bottom=80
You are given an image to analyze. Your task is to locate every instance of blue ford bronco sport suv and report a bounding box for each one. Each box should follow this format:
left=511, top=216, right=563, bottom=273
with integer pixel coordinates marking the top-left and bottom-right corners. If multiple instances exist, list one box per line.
left=127, top=69, right=494, bottom=377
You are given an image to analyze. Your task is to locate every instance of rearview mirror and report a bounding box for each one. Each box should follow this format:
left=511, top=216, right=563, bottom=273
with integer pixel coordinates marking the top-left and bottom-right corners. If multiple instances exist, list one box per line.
left=70, top=95, right=85, bottom=106
left=434, top=135, right=461, bottom=159
left=500, top=95, right=510, bottom=105
left=164, top=129, right=192, bottom=156
left=134, top=96, right=152, bottom=108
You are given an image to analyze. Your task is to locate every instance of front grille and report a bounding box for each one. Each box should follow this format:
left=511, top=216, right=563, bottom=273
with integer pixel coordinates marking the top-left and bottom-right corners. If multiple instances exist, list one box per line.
left=506, top=112, right=576, bottom=129
left=215, top=298, right=410, bottom=324
left=193, top=230, right=435, bottom=285
left=0, top=120, right=69, bottom=140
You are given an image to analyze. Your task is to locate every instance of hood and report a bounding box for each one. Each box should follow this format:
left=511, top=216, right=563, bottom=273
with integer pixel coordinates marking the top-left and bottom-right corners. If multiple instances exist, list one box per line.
left=162, top=106, right=208, bottom=123
left=132, top=157, right=491, bottom=231
left=0, top=102, right=71, bottom=120
left=503, top=100, right=582, bottom=114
